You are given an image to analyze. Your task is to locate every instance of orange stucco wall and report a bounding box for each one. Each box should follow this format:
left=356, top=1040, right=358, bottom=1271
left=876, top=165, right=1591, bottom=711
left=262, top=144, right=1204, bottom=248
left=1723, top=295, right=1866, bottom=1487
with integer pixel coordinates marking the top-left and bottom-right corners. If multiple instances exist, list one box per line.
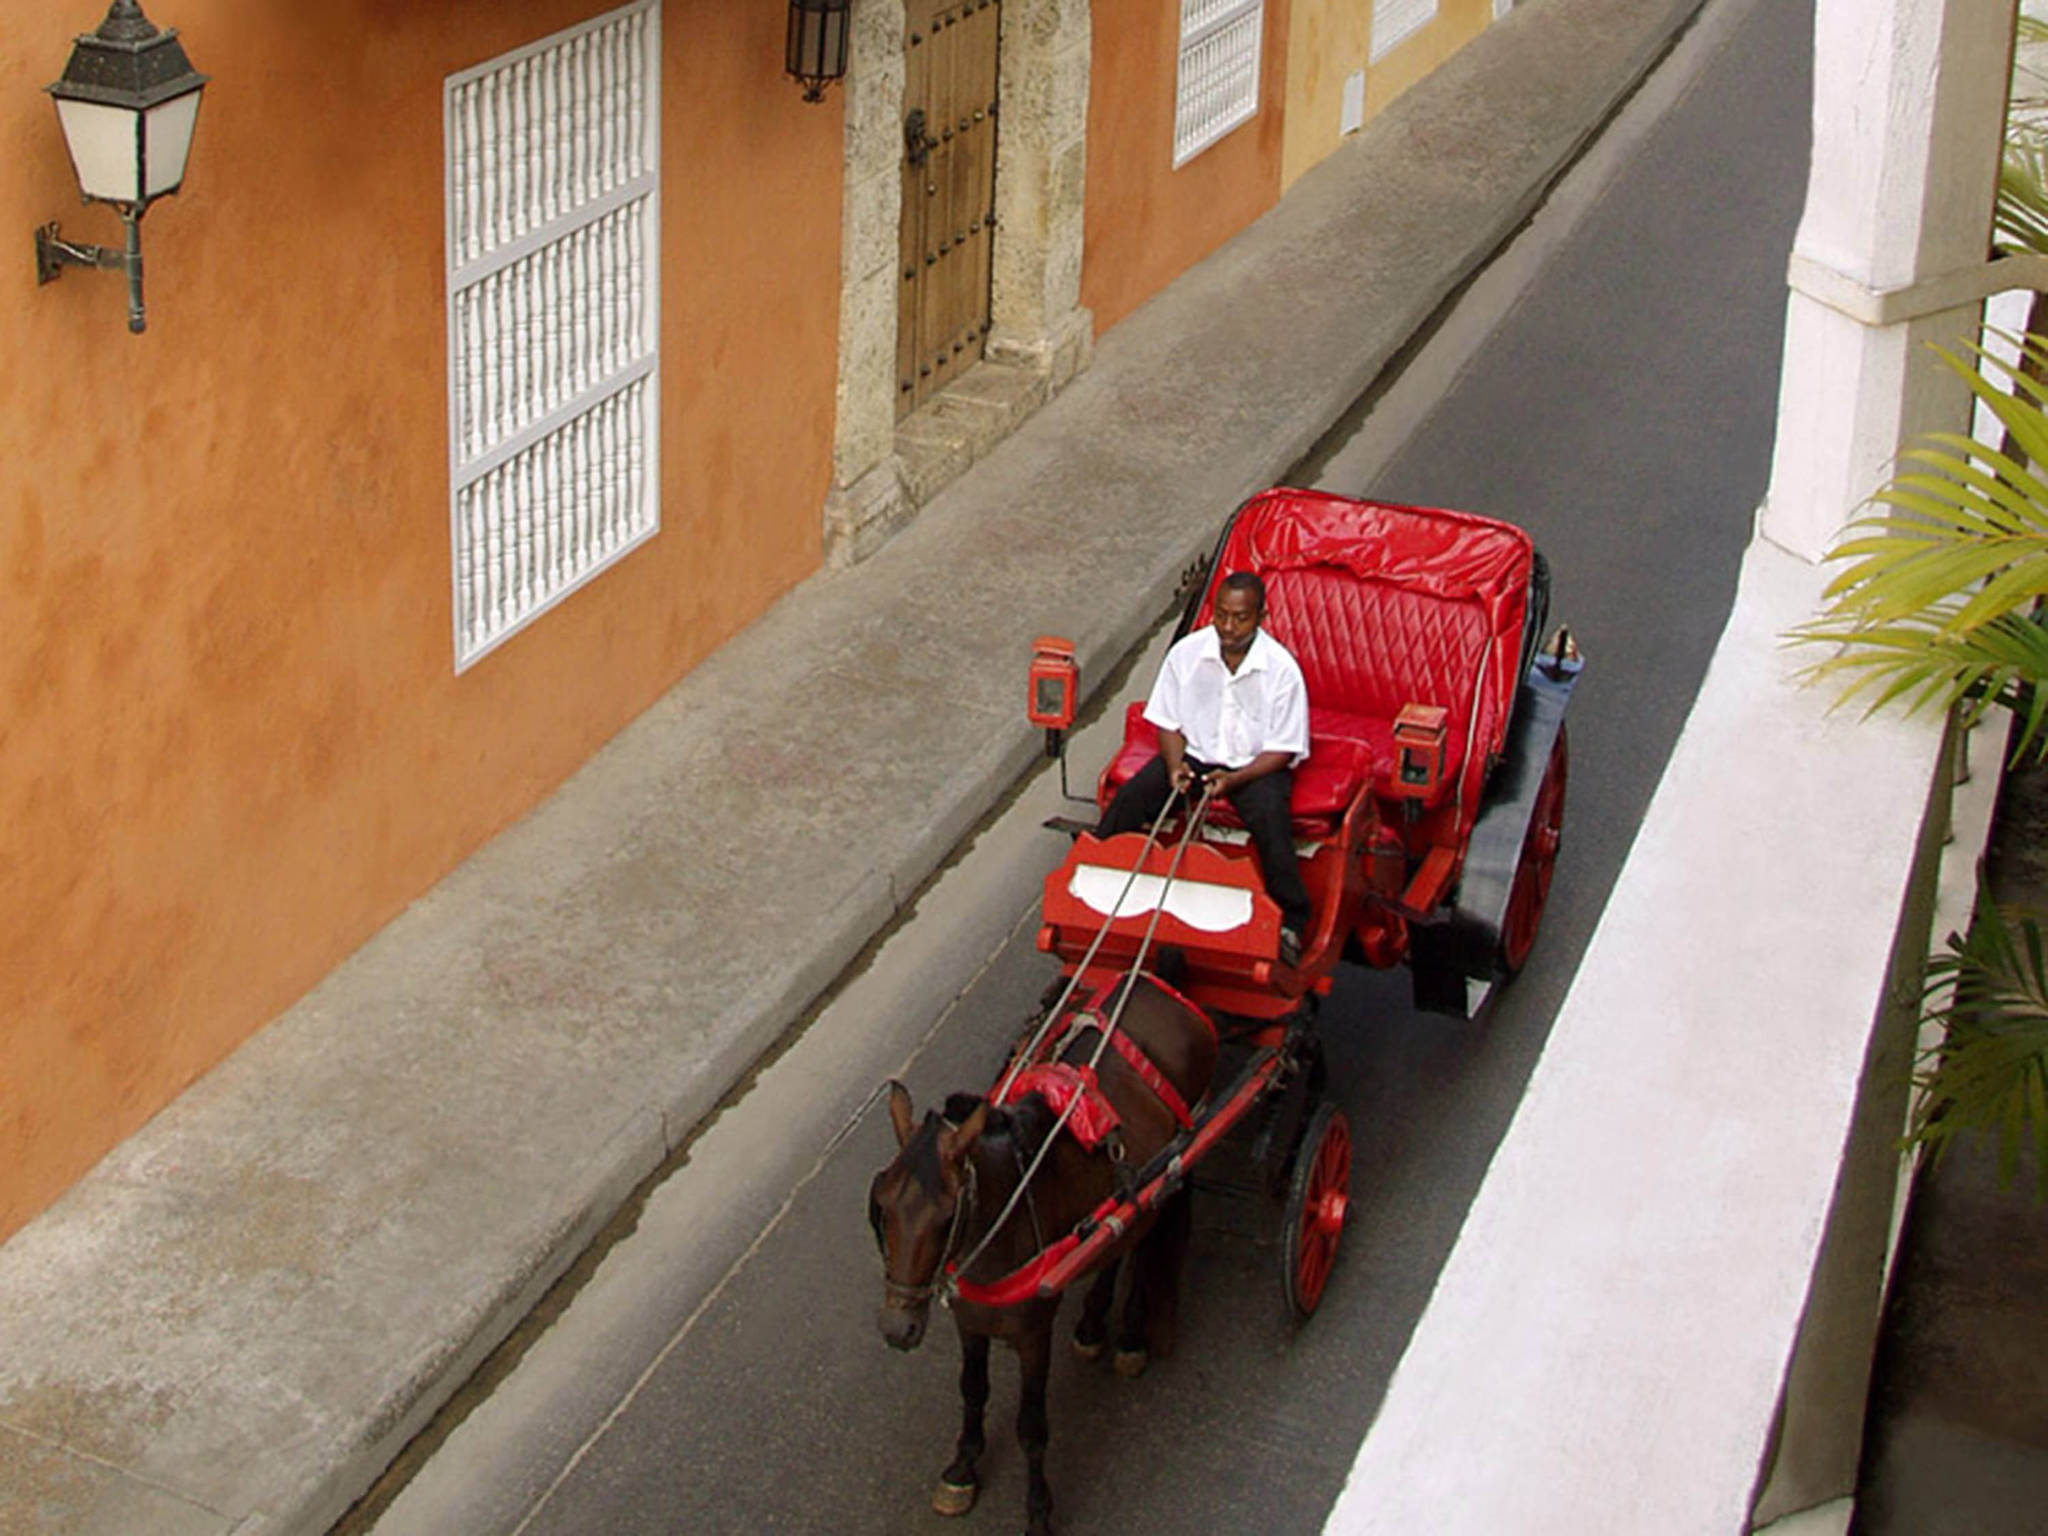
left=0, top=0, right=842, bottom=1240
left=1081, top=0, right=1290, bottom=336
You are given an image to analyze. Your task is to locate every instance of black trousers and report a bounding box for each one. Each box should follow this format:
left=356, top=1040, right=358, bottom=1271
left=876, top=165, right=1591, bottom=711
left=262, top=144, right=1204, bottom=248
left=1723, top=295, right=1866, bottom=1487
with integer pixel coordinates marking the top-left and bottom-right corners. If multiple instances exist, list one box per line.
left=1096, top=754, right=1311, bottom=934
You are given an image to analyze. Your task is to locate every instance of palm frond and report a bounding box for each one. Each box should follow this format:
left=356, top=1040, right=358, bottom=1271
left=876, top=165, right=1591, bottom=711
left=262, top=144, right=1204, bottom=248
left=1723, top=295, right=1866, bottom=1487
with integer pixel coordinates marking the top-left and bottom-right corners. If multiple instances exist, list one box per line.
left=1794, top=339, right=2048, bottom=711
left=1999, top=72, right=2048, bottom=256
left=1998, top=138, right=2048, bottom=258
left=1909, top=893, right=2048, bottom=1196
left=1793, top=607, right=2048, bottom=755
left=1811, top=466, right=2048, bottom=630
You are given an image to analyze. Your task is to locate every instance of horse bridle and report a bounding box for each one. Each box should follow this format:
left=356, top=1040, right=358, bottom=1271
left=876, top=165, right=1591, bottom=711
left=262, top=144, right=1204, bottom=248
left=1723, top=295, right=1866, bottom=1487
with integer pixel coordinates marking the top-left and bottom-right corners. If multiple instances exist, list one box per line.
left=876, top=1142, right=978, bottom=1311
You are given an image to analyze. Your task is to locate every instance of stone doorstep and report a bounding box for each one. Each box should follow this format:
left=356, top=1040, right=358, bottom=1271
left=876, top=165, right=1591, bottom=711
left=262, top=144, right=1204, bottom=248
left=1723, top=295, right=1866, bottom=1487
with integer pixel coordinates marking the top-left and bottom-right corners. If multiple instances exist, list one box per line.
left=894, top=356, right=1055, bottom=507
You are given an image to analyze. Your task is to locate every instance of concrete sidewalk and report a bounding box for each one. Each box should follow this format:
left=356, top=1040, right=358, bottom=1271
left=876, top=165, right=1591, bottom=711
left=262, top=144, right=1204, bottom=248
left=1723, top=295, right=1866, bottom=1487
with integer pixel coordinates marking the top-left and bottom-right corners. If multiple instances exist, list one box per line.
left=0, top=1, right=1708, bottom=1530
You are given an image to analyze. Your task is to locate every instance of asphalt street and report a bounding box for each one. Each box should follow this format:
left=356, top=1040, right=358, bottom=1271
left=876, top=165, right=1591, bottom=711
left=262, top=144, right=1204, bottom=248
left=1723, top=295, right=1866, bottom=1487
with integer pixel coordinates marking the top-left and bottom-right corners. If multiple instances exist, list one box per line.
left=362, top=0, right=1813, bottom=1529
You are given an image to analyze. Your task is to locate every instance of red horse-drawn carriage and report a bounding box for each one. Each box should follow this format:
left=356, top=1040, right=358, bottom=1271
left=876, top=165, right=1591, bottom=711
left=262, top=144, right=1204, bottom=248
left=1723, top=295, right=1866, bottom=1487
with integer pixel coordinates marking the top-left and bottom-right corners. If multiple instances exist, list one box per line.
left=870, top=487, right=1580, bottom=1532
left=1023, top=485, right=1579, bottom=1311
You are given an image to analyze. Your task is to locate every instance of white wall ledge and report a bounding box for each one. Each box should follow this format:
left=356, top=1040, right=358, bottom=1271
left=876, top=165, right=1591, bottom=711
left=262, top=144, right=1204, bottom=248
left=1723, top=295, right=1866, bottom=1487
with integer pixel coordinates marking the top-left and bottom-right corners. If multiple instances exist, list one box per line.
left=1324, top=532, right=1972, bottom=1534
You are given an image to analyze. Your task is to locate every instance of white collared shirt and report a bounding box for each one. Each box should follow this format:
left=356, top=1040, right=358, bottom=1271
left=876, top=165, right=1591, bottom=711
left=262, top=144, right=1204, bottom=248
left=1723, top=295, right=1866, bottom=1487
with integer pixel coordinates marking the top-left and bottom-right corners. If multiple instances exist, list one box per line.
left=1143, top=626, right=1309, bottom=769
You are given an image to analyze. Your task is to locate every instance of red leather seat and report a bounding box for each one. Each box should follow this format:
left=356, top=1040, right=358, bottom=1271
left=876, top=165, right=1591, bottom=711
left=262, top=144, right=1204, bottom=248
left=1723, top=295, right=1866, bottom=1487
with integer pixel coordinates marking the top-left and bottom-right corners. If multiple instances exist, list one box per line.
left=1101, top=704, right=1376, bottom=837
left=1202, top=489, right=1530, bottom=820
left=1101, top=490, right=1533, bottom=834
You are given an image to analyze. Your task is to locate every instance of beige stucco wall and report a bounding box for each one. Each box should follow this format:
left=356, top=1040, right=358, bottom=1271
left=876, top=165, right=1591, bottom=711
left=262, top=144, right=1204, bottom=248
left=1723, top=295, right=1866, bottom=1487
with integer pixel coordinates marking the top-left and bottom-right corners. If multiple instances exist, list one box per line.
left=1281, top=0, right=1371, bottom=187
left=0, top=0, right=844, bottom=1240
left=1365, top=0, right=1494, bottom=121
left=1281, top=0, right=1493, bottom=189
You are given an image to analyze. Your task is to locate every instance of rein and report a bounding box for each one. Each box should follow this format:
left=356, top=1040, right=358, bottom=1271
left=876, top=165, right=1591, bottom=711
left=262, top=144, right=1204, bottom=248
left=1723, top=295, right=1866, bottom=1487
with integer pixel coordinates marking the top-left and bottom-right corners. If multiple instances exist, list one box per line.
left=942, top=781, right=1217, bottom=1303
left=993, top=784, right=1196, bottom=1103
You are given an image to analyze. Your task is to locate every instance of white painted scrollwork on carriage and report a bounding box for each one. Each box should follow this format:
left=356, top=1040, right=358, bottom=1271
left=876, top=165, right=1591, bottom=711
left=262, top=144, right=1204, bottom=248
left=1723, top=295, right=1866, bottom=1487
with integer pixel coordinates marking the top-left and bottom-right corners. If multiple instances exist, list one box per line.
left=1068, top=865, right=1255, bottom=933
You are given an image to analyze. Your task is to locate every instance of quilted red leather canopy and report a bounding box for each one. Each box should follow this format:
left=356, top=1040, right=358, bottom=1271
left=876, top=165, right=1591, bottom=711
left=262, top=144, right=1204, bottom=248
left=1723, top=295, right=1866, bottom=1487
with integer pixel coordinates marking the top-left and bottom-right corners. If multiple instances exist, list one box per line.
left=1196, top=488, right=1534, bottom=613
left=1194, top=488, right=1535, bottom=812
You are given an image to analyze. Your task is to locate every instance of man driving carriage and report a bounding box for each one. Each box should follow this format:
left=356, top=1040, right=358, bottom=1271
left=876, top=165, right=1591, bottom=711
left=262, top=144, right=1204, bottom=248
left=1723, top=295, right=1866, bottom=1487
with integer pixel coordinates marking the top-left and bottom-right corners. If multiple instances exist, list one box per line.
left=1096, top=571, right=1313, bottom=966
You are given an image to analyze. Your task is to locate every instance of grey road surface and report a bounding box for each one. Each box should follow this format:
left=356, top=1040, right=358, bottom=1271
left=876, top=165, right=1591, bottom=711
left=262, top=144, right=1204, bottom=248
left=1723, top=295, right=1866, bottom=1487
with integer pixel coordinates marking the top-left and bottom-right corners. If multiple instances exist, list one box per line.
left=362, top=0, right=1813, bottom=1530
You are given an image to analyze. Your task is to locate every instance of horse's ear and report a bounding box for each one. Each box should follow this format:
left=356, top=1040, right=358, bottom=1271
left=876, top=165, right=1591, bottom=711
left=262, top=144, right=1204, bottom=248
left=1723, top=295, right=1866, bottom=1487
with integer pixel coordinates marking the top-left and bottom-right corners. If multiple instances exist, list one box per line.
left=941, top=1101, right=989, bottom=1159
left=887, top=1081, right=916, bottom=1148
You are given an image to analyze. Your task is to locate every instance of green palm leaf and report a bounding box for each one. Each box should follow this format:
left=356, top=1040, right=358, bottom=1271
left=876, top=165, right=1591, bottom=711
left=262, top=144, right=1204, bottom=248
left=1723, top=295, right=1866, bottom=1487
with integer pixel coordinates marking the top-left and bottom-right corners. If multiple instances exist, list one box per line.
left=1849, top=22, right=2048, bottom=1199
left=1796, top=608, right=2048, bottom=753
left=1997, top=92, right=2048, bottom=257
left=1998, top=143, right=2048, bottom=258
left=1909, top=892, right=2048, bottom=1196
left=1791, top=331, right=2048, bottom=758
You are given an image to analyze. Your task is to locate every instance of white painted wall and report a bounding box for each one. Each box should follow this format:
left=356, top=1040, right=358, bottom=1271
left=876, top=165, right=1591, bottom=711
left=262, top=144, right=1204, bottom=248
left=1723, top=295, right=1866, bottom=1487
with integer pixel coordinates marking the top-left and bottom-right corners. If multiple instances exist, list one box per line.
left=1322, top=542, right=1959, bottom=1535
left=1323, top=0, right=2016, bottom=1529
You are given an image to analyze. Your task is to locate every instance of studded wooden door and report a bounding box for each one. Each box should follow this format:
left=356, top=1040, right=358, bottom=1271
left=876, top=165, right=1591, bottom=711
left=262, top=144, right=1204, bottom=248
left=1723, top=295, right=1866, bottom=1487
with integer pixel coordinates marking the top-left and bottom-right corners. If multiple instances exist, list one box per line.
left=898, top=0, right=999, bottom=418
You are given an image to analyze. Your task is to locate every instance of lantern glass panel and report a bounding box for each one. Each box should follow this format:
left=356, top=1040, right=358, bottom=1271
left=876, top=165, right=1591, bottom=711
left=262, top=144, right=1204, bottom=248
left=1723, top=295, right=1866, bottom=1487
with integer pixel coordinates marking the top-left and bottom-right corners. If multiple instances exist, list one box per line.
left=787, top=0, right=848, bottom=84
left=54, top=97, right=142, bottom=204
left=143, top=87, right=202, bottom=198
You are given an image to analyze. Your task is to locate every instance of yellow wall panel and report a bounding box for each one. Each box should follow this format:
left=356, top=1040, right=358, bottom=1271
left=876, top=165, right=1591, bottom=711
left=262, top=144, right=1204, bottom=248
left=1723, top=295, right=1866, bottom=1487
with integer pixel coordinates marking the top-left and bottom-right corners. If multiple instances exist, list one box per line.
left=1281, top=0, right=1370, bottom=190
left=1280, top=0, right=1494, bottom=188
left=1365, top=0, right=1493, bottom=122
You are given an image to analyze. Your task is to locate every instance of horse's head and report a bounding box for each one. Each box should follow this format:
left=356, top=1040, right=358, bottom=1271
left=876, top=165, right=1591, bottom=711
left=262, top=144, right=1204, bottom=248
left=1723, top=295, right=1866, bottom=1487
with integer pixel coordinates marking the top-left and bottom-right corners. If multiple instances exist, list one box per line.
left=867, top=1083, right=988, bottom=1351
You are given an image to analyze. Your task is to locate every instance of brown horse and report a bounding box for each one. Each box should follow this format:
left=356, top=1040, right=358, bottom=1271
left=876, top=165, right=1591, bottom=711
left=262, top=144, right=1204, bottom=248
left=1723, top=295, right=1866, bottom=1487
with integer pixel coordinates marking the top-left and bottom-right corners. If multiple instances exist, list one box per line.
left=867, top=974, right=1217, bottom=1536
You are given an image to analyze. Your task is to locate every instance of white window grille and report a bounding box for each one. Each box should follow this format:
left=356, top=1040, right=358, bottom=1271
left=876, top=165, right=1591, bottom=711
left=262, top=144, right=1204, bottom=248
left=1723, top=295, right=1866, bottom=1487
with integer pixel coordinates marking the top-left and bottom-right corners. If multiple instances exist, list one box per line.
left=1371, top=0, right=1438, bottom=62
left=1174, top=0, right=1264, bottom=168
left=445, top=0, right=660, bottom=671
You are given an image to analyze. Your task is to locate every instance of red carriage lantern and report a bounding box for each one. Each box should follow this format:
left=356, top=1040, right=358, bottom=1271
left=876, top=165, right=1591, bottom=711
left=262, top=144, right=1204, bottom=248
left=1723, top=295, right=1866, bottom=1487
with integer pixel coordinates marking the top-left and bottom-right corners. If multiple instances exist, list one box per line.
left=1389, top=702, right=1448, bottom=800
left=1026, top=636, right=1078, bottom=734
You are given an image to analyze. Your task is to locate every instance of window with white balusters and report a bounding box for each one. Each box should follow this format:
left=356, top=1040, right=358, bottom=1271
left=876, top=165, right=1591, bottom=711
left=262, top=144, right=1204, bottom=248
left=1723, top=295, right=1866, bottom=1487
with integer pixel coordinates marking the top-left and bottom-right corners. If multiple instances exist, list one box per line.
left=1173, top=0, right=1264, bottom=168
left=1370, top=0, right=1437, bottom=62
left=444, top=0, right=660, bottom=671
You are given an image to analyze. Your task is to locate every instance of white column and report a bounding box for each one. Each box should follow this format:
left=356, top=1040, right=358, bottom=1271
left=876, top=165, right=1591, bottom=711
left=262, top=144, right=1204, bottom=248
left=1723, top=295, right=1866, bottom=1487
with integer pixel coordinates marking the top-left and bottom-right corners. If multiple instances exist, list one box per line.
left=1758, top=0, right=2011, bottom=562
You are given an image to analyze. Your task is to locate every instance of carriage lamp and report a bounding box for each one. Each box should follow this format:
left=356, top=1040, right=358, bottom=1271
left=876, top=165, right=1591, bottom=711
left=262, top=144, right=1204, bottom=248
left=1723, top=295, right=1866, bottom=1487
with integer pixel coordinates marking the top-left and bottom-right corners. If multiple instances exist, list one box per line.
left=1390, top=703, right=1448, bottom=800
left=35, top=0, right=208, bottom=334
left=1027, top=637, right=1078, bottom=736
left=786, top=0, right=850, bottom=103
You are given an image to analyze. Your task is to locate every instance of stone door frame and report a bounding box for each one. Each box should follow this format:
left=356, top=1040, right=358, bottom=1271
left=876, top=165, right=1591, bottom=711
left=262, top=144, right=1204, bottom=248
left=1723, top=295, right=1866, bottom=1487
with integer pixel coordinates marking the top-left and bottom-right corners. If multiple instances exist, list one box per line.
left=825, top=0, right=1094, bottom=564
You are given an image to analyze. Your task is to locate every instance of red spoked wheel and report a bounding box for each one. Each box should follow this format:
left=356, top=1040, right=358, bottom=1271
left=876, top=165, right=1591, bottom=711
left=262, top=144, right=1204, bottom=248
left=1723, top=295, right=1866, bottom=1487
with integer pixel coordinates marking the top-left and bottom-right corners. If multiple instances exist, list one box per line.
left=1498, top=725, right=1568, bottom=976
left=1281, top=1103, right=1351, bottom=1319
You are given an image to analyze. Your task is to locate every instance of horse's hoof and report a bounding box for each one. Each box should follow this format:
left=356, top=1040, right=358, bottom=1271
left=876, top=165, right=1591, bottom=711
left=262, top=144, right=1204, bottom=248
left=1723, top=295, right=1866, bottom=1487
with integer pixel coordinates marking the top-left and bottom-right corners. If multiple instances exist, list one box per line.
left=932, top=1479, right=978, bottom=1517
left=1071, top=1333, right=1104, bottom=1362
left=1113, top=1347, right=1148, bottom=1378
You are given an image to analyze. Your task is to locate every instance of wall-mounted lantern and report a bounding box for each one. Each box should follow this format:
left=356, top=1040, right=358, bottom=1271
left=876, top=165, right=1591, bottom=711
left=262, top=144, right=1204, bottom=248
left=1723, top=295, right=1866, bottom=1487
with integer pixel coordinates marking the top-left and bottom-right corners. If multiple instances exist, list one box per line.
left=786, top=0, right=850, bottom=104
left=36, top=0, right=208, bottom=334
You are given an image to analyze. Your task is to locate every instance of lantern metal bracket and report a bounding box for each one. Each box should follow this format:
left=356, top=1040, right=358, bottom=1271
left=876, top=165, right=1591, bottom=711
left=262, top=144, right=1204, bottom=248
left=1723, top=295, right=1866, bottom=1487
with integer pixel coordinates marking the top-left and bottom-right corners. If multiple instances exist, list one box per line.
left=35, top=222, right=120, bottom=283
left=36, top=2, right=204, bottom=335
left=34, top=210, right=146, bottom=332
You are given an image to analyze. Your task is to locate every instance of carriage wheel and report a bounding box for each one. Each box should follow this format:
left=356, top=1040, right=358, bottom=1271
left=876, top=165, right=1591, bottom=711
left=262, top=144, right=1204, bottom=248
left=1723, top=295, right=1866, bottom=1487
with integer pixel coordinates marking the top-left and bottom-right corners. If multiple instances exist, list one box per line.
left=1498, top=726, right=1569, bottom=976
left=1281, top=1103, right=1351, bottom=1319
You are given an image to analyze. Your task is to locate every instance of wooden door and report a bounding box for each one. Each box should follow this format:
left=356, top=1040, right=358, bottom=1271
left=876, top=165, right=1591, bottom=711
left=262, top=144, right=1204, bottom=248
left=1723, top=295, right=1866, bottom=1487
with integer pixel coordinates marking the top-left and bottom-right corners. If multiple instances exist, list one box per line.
left=898, top=0, right=1000, bottom=418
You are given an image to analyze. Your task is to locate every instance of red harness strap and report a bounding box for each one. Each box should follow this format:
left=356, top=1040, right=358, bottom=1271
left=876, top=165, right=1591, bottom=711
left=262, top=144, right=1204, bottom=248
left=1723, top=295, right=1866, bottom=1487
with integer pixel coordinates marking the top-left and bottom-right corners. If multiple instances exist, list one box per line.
left=950, top=1225, right=1093, bottom=1308
left=1095, top=1023, right=1194, bottom=1129
left=1072, top=975, right=1209, bottom=1129
left=997, top=1064, right=1122, bottom=1148
left=951, top=974, right=1213, bottom=1308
